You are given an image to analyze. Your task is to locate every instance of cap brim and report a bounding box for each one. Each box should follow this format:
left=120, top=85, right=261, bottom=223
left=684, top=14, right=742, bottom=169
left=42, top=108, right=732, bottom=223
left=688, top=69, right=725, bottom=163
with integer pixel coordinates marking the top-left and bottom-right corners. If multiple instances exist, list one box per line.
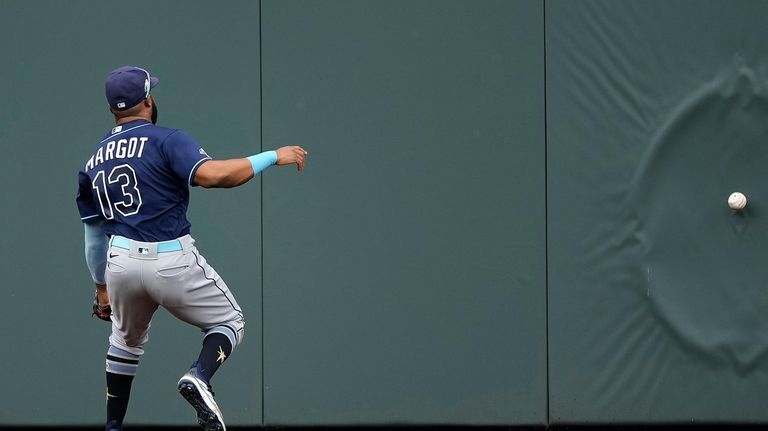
left=150, top=76, right=159, bottom=89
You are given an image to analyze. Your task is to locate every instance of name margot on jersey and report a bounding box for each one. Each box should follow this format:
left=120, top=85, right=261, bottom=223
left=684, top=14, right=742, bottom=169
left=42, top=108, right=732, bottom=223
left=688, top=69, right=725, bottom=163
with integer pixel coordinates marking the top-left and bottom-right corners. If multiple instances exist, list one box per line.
left=85, top=136, right=148, bottom=172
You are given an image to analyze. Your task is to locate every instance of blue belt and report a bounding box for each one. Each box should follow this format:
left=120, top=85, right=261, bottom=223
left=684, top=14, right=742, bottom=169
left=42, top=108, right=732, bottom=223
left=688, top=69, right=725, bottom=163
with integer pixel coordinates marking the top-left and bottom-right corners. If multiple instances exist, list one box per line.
left=110, top=236, right=183, bottom=253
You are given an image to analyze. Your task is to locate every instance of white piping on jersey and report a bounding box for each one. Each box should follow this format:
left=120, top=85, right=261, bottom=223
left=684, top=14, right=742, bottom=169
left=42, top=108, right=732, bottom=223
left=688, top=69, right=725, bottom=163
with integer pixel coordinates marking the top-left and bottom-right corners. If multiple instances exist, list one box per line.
left=81, top=214, right=100, bottom=221
left=187, top=157, right=212, bottom=186
left=100, top=123, right=151, bottom=143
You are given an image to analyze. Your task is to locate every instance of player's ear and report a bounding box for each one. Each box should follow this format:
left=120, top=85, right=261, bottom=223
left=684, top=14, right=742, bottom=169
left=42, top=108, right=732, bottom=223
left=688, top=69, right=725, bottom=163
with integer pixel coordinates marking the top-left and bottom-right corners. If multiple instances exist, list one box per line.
left=143, top=97, right=153, bottom=108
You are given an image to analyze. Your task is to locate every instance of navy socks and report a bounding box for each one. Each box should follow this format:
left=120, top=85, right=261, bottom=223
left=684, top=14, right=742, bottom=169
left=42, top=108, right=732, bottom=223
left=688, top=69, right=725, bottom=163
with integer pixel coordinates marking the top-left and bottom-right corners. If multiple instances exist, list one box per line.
left=104, top=345, right=139, bottom=429
left=195, top=332, right=233, bottom=383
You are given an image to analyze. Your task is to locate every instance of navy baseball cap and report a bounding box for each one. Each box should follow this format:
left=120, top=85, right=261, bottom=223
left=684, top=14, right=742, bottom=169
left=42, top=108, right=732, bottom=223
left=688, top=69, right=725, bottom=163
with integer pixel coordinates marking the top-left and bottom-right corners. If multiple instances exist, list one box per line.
left=105, top=66, right=159, bottom=111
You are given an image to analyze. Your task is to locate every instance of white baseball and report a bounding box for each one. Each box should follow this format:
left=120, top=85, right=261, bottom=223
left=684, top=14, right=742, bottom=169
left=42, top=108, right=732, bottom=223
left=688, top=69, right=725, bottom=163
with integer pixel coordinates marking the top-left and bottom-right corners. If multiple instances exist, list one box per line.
left=728, top=192, right=747, bottom=210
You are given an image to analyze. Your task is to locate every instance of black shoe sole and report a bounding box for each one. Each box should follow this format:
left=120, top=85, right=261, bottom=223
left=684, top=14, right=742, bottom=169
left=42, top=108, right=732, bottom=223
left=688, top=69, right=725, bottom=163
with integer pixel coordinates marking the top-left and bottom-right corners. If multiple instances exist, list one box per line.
left=178, top=381, right=224, bottom=431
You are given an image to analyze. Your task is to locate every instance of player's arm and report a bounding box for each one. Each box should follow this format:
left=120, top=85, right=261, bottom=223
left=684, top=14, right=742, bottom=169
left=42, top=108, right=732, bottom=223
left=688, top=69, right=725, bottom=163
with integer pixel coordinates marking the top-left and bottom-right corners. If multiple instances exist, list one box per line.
left=84, top=220, right=109, bottom=305
left=77, top=170, right=111, bottom=319
left=77, top=171, right=109, bottom=300
left=194, top=146, right=308, bottom=189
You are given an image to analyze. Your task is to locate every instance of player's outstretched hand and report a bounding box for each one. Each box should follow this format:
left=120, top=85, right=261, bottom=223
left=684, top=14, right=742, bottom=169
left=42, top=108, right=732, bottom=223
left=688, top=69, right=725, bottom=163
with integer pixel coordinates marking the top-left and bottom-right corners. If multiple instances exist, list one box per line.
left=276, top=146, right=308, bottom=171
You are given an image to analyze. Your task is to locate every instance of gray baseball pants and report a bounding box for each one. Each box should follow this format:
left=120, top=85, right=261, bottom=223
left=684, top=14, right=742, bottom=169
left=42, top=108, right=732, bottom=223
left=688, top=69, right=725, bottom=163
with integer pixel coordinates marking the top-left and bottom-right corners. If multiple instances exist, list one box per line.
left=105, top=234, right=245, bottom=356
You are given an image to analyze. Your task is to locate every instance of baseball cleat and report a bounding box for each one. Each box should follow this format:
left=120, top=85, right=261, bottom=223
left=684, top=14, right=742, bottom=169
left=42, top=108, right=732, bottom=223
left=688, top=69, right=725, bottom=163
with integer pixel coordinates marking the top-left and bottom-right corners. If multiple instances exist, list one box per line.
left=178, top=367, right=226, bottom=431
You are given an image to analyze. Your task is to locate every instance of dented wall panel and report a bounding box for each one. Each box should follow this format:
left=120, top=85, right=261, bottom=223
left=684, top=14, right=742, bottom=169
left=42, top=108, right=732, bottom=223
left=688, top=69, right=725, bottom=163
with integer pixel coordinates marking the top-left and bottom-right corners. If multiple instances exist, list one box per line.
left=547, top=0, right=768, bottom=423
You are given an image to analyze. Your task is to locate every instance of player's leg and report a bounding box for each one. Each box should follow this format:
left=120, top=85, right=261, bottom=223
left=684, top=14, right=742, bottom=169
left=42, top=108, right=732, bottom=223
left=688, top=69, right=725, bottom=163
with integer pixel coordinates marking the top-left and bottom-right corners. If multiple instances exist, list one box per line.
left=176, top=325, right=239, bottom=431
left=150, top=239, right=245, bottom=381
left=104, top=249, right=159, bottom=431
left=194, top=325, right=238, bottom=384
left=148, top=236, right=244, bottom=430
left=104, top=345, right=139, bottom=431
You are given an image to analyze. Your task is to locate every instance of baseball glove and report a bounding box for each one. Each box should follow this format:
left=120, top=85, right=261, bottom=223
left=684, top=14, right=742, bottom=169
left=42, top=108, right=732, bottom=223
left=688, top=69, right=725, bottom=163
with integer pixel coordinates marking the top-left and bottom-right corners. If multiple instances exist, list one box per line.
left=92, top=293, right=112, bottom=322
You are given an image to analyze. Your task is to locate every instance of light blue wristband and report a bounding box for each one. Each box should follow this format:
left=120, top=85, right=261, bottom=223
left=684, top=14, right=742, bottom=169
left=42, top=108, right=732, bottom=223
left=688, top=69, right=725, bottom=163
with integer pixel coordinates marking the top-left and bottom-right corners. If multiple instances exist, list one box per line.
left=247, top=151, right=278, bottom=175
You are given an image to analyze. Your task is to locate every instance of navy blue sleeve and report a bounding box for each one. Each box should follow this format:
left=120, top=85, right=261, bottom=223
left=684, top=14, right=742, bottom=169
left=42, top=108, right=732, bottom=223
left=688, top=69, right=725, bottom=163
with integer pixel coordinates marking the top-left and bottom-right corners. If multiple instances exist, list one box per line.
left=76, top=170, right=101, bottom=222
left=161, top=130, right=211, bottom=186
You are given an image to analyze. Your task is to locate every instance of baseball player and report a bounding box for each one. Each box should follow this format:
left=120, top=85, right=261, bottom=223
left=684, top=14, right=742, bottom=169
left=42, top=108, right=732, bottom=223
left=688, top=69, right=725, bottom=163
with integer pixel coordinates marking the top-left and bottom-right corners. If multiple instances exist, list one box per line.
left=76, top=66, right=307, bottom=431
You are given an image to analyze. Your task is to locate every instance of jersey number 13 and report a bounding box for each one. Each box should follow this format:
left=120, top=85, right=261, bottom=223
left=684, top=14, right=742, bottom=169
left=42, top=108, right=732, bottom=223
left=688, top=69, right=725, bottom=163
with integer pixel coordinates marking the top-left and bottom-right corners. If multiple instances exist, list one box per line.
left=92, top=164, right=143, bottom=219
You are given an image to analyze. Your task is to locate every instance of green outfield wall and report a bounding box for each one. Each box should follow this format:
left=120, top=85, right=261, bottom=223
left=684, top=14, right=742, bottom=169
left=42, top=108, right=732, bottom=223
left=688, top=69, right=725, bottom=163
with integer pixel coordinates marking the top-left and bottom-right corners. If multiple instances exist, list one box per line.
left=547, top=0, right=768, bottom=424
left=0, top=0, right=765, bottom=426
